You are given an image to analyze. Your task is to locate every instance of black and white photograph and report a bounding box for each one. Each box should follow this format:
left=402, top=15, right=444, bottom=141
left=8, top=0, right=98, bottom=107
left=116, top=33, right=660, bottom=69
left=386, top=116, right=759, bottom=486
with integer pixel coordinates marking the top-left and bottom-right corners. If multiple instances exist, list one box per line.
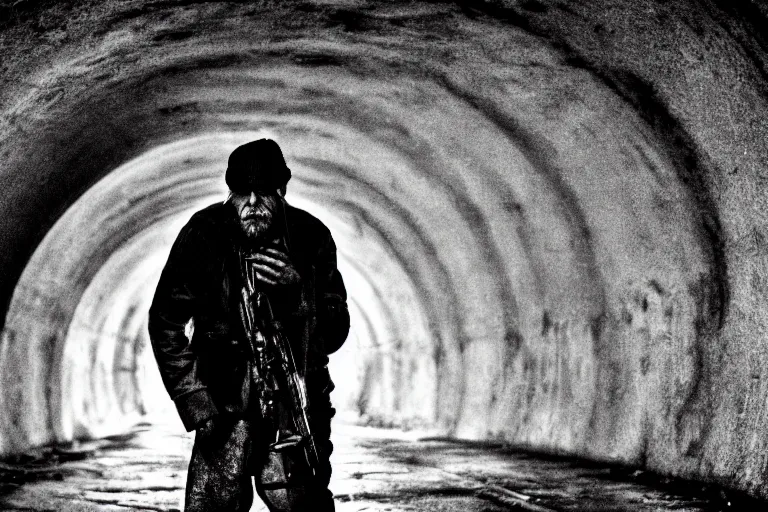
left=0, top=1, right=766, bottom=510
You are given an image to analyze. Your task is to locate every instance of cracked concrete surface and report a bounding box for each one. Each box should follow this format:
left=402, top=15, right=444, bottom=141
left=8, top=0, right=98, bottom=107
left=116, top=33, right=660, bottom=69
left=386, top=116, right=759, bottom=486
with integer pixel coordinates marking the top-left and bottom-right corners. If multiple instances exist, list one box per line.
left=0, top=418, right=755, bottom=511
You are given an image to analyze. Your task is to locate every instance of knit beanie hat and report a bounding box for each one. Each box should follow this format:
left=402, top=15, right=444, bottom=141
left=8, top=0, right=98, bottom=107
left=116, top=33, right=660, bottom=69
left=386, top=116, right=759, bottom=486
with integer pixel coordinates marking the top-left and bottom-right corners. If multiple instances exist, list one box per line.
left=225, top=139, right=291, bottom=193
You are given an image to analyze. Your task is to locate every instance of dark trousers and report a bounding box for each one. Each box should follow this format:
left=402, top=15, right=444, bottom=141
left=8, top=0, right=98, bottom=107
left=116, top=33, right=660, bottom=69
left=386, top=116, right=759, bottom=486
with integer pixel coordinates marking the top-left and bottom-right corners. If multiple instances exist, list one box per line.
left=185, top=373, right=335, bottom=511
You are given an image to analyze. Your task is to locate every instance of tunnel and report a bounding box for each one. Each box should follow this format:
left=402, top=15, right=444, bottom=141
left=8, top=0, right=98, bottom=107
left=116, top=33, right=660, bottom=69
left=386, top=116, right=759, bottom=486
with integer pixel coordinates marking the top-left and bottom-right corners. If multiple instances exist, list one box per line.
left=0, top=0, right=767, bottom=509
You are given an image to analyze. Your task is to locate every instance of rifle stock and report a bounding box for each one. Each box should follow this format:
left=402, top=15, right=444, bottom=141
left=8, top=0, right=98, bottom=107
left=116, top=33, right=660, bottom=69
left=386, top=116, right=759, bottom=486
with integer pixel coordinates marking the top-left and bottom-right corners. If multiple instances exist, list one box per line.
left=265, top=313, right=320, bottom=476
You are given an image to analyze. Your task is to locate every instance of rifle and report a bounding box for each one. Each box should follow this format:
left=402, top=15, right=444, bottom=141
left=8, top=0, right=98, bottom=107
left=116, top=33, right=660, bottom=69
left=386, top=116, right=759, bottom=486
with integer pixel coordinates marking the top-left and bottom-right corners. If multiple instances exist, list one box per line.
left=237, top=193, right=320, bottom=477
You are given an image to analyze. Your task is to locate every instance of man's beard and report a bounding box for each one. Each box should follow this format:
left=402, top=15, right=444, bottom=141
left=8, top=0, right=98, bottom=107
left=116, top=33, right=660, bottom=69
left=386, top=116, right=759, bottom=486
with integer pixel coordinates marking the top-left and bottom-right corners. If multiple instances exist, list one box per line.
left=239, top=207, right=274, bottom=241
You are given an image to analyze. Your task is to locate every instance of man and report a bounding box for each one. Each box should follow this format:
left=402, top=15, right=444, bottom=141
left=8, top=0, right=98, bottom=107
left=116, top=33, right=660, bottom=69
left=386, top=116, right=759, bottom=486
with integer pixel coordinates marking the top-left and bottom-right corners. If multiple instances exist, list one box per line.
left=148, top=139, right=350, bottom=511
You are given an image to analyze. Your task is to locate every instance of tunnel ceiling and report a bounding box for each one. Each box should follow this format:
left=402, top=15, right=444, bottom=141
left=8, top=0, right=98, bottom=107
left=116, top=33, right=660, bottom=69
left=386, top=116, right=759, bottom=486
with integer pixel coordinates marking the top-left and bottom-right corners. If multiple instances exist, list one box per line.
left=1, top=0, right=768, bottom=501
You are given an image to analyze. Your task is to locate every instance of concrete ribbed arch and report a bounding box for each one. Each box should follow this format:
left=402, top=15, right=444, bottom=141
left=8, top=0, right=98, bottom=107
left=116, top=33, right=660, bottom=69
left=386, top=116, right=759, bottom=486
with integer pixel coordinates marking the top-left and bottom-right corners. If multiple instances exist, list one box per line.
left=4, top=128, right=453, bottom=447
left=3, top=136, right=233, bottom=449
left=3, top=0, right=767, bottom=498
left=2, top=41, right=718, bottom=453
left=290, top=188, right=439, bottom=427
left=62, top=226, right=180, bottom=440
left=290, top=158, right=467, bottom=430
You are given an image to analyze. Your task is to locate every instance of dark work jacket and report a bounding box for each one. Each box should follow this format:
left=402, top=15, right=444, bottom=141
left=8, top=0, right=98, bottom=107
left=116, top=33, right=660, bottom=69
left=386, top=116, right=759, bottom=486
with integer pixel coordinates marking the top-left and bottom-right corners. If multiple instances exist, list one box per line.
left=148, top=201, right=350, bottom=431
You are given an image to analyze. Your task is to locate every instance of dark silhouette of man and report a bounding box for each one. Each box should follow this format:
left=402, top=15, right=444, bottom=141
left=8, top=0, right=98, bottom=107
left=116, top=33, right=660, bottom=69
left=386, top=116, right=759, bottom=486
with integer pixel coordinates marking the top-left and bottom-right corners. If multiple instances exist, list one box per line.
left=149, top=139, right=349, bottom=511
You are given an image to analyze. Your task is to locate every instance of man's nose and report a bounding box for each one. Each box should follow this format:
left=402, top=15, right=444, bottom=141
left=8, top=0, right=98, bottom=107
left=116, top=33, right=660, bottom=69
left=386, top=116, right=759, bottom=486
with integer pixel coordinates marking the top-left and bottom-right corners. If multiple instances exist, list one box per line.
left=248, top=191, right=258, bottom=205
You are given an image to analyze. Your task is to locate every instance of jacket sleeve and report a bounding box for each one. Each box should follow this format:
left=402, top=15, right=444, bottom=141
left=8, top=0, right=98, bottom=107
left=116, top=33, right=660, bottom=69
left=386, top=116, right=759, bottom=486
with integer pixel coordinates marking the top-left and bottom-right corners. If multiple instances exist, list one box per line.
left=148, top=221, right=219, bottom=431
left=314, top=227, right=350, bottom=354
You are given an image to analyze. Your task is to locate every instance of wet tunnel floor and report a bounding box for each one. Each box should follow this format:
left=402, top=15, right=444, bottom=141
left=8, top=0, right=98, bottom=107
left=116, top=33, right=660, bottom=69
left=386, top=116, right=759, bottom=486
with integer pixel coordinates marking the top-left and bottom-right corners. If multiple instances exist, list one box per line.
left=0, top=419, right=754, bottom=512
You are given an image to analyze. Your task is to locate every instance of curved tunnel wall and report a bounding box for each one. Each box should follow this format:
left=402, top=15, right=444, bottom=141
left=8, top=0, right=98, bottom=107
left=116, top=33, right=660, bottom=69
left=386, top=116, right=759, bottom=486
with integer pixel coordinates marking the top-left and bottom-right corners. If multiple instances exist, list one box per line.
left=0, top=0, right=766, bottom=498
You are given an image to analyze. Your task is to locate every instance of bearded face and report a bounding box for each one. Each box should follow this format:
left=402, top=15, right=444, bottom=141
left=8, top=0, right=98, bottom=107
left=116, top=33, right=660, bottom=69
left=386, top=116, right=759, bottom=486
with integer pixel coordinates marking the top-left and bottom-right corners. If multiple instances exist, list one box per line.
left=230, top=191, right=280, bottom=241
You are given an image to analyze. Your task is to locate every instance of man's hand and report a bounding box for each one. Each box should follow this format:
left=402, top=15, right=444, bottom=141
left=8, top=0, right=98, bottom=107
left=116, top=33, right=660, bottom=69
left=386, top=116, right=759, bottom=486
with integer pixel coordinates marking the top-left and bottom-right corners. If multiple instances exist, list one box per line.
left=248, top=247, right=301, bottom=287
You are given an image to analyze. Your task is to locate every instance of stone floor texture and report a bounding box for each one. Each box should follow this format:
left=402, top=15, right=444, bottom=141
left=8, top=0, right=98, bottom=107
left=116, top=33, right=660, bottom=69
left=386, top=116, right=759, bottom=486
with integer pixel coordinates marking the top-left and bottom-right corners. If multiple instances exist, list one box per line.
left=0, top=418, right=760, bottom=511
